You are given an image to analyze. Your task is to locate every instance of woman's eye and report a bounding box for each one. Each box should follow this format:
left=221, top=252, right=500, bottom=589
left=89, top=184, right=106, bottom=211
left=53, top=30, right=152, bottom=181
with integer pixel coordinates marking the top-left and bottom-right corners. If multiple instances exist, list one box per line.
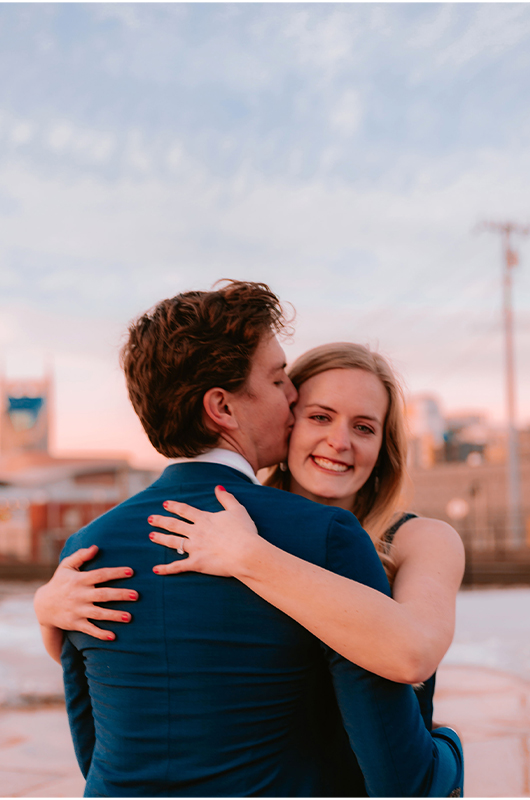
left=356, top=424, right=375, bottom=434
left=274, top=380, right=284, bottom=386
left=310, top=414, right=329, bottom=423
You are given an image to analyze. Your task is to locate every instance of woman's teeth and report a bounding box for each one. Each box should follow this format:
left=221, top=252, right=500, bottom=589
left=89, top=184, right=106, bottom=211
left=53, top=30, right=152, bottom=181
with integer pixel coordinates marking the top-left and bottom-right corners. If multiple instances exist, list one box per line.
left=312, top=456, right=350, bottom=473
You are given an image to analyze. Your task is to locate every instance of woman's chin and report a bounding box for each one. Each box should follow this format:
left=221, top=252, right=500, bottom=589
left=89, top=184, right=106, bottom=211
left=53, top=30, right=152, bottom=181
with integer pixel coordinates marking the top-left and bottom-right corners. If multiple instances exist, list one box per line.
left=307, top=486, right=356, bottom=508
left=321, top=498, right=355, bottom=511
left=290, top=472, right=356, bottom=508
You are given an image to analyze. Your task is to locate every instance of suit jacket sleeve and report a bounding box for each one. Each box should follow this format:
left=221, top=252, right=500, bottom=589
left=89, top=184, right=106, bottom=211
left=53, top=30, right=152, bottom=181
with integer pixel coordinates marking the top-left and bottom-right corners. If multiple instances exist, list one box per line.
left=322, top=511, right=464, bottom=798
left=59, top=533, right=96, bottom=779
left=61, top=635, right=95, bottom=779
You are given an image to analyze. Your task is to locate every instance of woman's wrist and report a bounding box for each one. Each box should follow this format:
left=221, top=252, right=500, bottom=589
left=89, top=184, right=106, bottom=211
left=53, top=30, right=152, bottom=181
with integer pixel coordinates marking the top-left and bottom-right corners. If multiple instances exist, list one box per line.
left=34, top=583, right=54, bottom=627
left=232, top=535, right=278, bottom=583
left=34, top=582, right=68, bottom=631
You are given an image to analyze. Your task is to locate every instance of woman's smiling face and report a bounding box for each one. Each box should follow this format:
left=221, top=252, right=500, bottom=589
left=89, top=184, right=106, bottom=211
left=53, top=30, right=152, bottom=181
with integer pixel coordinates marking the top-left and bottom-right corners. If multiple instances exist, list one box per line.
left=287, top=368, right=388, bottom=510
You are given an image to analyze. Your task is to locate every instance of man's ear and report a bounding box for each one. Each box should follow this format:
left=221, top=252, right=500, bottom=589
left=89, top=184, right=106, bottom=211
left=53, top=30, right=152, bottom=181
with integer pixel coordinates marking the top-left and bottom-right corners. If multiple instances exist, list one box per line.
left=203, top=388, right=239, bottom=432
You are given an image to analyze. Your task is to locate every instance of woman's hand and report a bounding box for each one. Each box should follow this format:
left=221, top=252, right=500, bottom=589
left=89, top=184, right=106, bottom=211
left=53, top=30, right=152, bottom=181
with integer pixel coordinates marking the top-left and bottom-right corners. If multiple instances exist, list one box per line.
left=148, top=486, right=262, bottom=578
left=34, top=544, right=138, bottom=641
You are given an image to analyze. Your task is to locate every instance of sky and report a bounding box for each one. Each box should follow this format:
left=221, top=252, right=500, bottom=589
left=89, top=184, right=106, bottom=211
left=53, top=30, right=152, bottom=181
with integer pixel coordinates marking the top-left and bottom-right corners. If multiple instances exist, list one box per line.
left=1, top=2, right=530, bottom=468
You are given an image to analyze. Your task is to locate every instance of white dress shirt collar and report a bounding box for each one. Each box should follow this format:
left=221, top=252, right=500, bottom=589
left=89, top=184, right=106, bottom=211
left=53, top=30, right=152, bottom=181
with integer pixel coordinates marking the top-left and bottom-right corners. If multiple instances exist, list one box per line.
left=170, top=447, right=261, bottom=485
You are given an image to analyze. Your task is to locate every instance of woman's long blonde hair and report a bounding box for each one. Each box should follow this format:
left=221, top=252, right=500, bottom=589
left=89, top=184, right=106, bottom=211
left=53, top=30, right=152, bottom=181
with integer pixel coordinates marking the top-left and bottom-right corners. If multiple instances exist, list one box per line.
left=265, top=342, right=409, bottom=579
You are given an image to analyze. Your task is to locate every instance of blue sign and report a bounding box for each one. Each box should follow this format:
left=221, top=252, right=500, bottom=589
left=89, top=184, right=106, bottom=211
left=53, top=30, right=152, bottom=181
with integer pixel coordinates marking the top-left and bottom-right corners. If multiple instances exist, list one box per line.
left=7, top=396, right=44, bottom=429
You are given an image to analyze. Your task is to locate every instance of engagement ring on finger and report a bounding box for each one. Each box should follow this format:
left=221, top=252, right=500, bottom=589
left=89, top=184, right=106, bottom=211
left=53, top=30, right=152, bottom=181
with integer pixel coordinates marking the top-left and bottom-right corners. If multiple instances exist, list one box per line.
left=177, top=539, right=186, bottom=555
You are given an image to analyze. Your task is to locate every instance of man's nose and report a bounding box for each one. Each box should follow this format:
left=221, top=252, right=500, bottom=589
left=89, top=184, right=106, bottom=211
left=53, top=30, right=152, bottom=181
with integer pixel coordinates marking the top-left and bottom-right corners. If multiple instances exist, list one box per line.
left=286, top=377, right=298, bottom=407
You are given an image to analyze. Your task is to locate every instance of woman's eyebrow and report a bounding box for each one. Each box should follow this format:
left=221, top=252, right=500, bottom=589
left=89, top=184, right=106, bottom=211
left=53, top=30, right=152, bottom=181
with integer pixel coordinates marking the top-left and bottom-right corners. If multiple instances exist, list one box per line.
left=305, top=403, right=381, bottom=423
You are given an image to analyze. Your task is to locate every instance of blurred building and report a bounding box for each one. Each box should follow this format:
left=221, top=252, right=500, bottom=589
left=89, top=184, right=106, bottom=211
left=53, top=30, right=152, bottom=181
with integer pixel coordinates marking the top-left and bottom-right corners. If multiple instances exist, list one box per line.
left=0, top=372, right=157, bottom=566
left=443, top=412, right=488, bottom=464
left=406, top=393, right=526, bottom=469
left=406, top=394, right=446, bottom=468
left=0, top=373, right=51, bottom=456
left=406, top=392, right=530, bottom=557
left=409, top=459, right=530, bottom=552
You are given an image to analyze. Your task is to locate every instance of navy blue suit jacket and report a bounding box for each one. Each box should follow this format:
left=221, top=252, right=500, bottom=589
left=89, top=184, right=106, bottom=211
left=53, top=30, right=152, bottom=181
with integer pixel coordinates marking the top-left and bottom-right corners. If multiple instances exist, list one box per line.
left=61, top=462, right=463, bottom=797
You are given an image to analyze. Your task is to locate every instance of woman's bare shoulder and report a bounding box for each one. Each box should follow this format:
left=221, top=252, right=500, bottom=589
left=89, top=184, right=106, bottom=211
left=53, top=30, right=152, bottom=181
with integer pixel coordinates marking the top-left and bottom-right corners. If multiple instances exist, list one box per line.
left=396, top=515, right=462, bottom=537
left=391, top=515, right=465, bottom=571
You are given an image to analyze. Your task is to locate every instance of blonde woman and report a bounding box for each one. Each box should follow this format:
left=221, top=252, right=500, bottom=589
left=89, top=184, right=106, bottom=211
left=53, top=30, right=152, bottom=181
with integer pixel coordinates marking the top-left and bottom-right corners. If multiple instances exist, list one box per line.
left=35, top=343, right=464, bottom=730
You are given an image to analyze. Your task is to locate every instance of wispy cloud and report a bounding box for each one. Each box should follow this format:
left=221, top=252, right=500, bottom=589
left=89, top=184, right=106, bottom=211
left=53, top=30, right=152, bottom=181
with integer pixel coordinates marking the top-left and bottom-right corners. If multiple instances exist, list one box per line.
left=0, top=3, right=529, bottom=461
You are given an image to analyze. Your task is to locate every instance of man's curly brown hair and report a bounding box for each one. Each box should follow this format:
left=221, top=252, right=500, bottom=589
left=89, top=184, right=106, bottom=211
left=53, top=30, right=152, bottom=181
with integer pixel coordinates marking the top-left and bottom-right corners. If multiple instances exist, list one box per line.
left=120, top=280, right=288, bottom=458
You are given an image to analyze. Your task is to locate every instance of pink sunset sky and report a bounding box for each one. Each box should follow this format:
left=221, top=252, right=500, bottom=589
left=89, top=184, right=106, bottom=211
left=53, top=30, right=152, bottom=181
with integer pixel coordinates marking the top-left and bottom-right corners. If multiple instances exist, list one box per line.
left=1, top=4, right=529, bottom=469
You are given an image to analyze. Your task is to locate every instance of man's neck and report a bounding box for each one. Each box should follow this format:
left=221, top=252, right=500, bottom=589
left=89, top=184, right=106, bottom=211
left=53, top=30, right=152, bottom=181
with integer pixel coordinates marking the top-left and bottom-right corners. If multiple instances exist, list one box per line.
left=216, top=435, right=259, bottom=474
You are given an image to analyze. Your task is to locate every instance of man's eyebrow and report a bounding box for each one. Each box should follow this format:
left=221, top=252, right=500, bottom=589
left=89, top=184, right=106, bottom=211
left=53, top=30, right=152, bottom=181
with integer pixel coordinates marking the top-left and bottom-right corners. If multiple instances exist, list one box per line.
left=269, top=362, right=287, bottom=374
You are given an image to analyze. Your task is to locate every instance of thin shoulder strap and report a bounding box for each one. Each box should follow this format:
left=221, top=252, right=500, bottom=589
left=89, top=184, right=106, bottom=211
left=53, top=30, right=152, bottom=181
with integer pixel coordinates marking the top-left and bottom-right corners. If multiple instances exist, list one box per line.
left=384, top=512, right=418, bottom=546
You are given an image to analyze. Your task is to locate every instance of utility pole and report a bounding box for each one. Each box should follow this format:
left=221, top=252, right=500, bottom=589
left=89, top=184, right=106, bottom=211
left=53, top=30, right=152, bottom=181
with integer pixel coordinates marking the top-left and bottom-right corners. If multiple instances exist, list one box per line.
left=478, top=221, right=529, bottom=548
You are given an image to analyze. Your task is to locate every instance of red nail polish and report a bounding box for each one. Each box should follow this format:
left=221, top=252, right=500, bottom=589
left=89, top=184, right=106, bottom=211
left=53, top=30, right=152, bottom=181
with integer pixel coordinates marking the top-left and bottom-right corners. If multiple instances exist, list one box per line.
left=217, top=485, right=226, bottom=492
left=163, top=501, right=169, bottom=509
left=107, top=634, right=114, bottom=641
left=148, top=515, right=154, bottom=524
left=149, top=532, right=155, bottom=540
left=129, top=592, right=137, bottom=600
left=122, top=614, right=129, bottom=622
left=124, top=569, right=133, bottom=576
left=153, top=567, right=159, bottom=574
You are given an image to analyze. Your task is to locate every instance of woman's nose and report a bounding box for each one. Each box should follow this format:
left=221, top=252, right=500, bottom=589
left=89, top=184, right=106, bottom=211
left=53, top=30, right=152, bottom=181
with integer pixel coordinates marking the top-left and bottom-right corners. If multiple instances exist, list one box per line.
left=326, top=423, right=351, bottom=452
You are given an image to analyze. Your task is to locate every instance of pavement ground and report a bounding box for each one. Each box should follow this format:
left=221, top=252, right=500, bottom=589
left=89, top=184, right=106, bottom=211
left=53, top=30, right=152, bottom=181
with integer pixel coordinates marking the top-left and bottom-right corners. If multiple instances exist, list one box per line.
left=0, top=663, right=529, bottom=797
left=435, top=664, right=530, bottom=797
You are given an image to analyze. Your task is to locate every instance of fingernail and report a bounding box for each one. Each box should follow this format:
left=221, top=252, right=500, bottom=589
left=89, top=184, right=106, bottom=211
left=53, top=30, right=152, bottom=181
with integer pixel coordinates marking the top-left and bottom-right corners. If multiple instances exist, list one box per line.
left=148, top=515, right=154, bottom=524
left=122, top=614, right=130, bottom=622
left=107, top=634, right=114, bottom=641
left=124, top=569, right=133, bottom=576
left=163, top=501, right=169, bottom=509
left=149, top=532, right=155, bottom=540
left=217, top=485, right=226, bottom=492
left=153, top=567, right=159, bottom=574
left=129, top=592, right=137, bottom=600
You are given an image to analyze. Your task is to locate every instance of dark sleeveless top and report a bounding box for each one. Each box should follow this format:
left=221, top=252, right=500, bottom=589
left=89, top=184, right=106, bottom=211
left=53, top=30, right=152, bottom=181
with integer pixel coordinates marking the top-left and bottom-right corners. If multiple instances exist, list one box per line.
left=384, top=513, right=436, bottom=731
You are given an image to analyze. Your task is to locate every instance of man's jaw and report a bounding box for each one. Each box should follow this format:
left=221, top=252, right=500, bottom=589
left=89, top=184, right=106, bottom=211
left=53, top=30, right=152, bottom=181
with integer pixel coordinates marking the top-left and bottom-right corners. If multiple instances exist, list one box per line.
left=218, top=422, right=293, bottom=474
left=258, top=439, right=290, bottom=472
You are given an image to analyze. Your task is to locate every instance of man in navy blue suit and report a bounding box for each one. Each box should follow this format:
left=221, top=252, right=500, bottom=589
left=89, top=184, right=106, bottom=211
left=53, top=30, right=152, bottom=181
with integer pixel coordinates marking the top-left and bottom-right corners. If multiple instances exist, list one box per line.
left=59, top=280, right=463, bottom=797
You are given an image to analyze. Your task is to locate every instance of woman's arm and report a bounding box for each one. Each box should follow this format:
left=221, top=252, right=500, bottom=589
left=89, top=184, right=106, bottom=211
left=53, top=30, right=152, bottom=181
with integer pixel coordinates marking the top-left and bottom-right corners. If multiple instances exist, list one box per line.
left=149, top=488, right=465, bottom=683
left=38, top=624, right=66, bottom=665
left=34, top=545, right=138, bottom=664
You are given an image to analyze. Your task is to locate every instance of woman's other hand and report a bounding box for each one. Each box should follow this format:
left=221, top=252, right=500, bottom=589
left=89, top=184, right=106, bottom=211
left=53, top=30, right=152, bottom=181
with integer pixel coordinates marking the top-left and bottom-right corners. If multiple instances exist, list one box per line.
left=149, top=486, right=262, bottom=578
left=34, top=544, right=138, bottom=641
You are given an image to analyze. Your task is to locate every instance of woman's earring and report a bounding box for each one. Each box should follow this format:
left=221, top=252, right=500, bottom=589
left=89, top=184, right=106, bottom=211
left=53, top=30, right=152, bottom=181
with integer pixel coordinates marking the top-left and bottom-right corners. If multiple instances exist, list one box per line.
left=374, top=473, right=380, bottom=492
left=279, top=462, right=288, bottom=472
